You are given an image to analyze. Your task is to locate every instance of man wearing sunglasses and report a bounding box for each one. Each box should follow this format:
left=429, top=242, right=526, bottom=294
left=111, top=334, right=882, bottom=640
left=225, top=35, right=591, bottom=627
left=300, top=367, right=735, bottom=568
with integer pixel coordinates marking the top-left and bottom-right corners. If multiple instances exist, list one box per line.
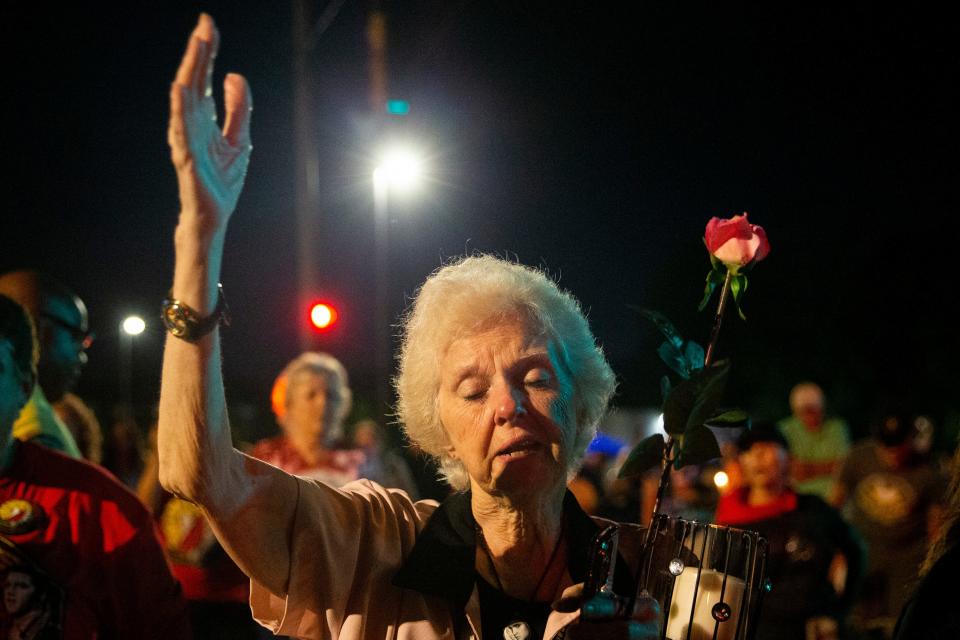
left=0, top=270, right=87, bottom=458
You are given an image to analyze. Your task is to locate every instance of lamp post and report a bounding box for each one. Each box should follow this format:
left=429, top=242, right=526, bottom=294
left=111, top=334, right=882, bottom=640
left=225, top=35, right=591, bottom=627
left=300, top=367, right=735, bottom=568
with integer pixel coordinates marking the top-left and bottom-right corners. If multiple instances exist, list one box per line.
left=119, top=315, right=145, bottom=411
left=372, top=148, right=423, bottom=418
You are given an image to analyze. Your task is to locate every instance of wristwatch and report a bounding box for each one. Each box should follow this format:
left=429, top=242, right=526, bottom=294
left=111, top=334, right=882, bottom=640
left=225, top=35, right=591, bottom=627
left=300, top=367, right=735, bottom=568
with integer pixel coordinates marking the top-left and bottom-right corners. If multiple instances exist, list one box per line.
left=161, top=283, right=230, bottom=342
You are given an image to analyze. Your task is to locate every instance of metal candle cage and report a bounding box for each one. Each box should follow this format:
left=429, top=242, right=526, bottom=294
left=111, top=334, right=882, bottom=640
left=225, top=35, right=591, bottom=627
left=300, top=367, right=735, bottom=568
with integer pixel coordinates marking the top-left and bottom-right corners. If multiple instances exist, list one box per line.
left=638, top=514, right=769, bottom=640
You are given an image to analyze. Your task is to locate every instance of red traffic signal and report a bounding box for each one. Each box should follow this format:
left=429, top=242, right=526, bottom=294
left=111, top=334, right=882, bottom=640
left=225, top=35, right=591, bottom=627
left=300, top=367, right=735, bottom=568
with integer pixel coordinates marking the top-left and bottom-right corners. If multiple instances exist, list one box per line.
left=309, top=302, right=338, bottom=331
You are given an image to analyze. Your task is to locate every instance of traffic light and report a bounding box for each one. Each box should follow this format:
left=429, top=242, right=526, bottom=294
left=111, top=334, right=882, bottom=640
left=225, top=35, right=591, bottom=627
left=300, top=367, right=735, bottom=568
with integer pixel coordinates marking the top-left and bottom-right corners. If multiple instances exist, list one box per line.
left=309, top=302, right=338, bottom=331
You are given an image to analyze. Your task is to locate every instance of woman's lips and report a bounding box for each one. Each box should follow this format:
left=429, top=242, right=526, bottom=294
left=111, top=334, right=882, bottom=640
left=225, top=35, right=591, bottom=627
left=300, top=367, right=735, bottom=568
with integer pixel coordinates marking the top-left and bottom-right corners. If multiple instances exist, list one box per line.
left=496, top=435, right=542, bottom=458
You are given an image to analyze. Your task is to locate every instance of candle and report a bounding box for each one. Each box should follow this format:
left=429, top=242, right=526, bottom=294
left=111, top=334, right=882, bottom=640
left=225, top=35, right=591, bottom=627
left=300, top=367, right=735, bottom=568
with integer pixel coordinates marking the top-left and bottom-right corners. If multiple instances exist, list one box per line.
left=665, top=567, right=745, bottom=640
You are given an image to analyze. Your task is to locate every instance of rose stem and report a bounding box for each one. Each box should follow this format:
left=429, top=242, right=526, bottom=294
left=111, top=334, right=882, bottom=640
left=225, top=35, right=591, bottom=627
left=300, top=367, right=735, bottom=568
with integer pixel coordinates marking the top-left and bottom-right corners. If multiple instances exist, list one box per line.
left=704, top=270, right=733, bottom=367
left=638, top=269, right=734, bottom=593
left=653, top=271, right=732, bottom=520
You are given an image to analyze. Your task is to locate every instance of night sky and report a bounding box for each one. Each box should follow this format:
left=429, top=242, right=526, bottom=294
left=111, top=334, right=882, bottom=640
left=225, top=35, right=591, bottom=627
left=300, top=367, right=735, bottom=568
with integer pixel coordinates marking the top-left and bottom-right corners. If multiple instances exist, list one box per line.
left=3, top=3, right=959, bottom=453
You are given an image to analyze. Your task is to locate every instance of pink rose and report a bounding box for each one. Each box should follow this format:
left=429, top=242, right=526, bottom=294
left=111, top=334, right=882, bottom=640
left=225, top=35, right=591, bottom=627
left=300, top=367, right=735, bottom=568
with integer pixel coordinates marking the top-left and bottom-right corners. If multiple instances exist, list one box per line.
left=704, top=213, right=770, bottom=273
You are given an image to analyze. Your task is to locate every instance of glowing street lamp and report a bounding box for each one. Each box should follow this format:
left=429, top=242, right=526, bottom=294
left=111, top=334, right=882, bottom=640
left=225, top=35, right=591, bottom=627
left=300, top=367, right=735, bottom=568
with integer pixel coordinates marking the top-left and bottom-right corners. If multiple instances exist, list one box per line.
left=373, top=148, right=423, bottom=193
left=122, top=315, right=146, bottom=336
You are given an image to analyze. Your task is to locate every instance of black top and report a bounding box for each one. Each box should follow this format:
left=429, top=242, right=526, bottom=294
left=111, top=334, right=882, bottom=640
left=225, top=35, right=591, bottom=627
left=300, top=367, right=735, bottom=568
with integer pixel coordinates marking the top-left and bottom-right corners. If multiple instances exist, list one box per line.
left=476, top=575, right=552, bottom=640
left=736, top=494, right=866, bottom=640
left=392, top=490, right=635, bottom=637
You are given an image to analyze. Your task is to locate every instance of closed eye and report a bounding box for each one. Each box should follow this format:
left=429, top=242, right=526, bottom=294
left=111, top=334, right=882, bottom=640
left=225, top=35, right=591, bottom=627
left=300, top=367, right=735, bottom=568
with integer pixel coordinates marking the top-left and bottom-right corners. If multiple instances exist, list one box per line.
left=523, top=368, right=554, bottom=389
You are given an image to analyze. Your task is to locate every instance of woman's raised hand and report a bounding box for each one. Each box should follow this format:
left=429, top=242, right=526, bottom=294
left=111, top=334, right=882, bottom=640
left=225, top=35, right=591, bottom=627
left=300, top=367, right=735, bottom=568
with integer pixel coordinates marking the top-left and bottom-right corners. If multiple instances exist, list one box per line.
left=168, top=13, right=251, bottom=237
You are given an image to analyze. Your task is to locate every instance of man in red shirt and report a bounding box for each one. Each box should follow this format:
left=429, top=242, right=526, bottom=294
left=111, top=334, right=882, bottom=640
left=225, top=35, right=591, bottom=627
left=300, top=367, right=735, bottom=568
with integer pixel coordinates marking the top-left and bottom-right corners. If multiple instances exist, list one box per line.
left=716, top=425, right=863, bottom=640
left=0, top=294, right=191, bottom=639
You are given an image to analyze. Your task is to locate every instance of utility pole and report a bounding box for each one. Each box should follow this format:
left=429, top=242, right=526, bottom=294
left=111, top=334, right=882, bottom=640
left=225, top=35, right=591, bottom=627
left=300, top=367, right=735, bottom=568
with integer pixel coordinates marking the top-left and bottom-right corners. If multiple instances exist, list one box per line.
left=368, top=1, right=392, bottom=420
left=292, top=0, right=321, bottom=351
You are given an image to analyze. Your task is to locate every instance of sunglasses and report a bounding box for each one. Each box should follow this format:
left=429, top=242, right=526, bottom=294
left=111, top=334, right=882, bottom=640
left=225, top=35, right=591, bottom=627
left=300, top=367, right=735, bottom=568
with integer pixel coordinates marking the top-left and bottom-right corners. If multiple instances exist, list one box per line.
left=41, top=312, right=96, bottom=350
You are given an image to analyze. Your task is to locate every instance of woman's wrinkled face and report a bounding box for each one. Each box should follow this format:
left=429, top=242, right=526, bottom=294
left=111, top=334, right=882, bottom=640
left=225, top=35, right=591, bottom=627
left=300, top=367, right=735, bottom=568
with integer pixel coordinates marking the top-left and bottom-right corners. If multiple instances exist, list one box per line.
left=437, top=317, right=575, bottom=497
left=282, top=371, right=330, bottom=441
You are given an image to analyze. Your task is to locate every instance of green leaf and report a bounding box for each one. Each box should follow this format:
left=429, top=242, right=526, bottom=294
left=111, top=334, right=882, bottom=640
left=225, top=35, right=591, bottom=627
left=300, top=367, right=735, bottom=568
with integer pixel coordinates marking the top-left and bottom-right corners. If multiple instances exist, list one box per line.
left=657, top=341, right=691, bottom=379
left=730, top=274, right=743, bottom=301
left=684, top=341, right=705, bottom=372
left=618, top=434, right=666, bottom=478
left=662, top=360, right=732, bottom=435
left=698, top=269, right=726, bottom=311
left=698, top=275, right=717, bottom=311
left=637, top=309, right=684, bottom=350
left=706, top=408, right=751, bottom=427
left=675, top=426, right=722, bottom=469
left=730, top=275, right=748, bottom=320
left=660, top=375, right=672, bottom=404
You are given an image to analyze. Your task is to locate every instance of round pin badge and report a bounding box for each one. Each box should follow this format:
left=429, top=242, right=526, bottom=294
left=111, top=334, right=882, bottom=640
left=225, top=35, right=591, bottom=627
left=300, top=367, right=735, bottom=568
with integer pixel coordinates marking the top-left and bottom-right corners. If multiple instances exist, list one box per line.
left=0, top=499, right=46, bottom=535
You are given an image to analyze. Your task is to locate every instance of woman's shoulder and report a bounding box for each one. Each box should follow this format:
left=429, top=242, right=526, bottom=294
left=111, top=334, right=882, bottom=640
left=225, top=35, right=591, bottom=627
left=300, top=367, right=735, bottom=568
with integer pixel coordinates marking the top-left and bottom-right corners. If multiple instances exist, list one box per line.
left=298, top=475, right=441, bottom=530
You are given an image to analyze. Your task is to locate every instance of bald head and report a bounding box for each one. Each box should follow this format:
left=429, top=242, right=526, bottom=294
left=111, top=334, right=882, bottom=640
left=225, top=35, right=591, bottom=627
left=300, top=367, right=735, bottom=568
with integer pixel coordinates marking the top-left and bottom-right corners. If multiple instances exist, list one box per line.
left=0, top=270, right=89, bottom=402
left=789, top=382, right=825, bottom=430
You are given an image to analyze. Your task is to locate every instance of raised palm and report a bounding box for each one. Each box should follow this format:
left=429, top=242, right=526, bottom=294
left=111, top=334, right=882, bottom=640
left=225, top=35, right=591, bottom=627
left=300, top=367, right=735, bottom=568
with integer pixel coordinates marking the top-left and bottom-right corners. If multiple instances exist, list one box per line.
left=168, top=14, right=251, bottom=233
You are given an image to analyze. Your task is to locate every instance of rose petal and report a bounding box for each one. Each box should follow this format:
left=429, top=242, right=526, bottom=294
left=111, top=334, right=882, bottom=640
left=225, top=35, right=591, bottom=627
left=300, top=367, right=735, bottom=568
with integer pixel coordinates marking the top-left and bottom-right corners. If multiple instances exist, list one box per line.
left=713, top=236, right=759, bottom=267
left=704, top=214, right=753, bottom=253
left=750, top=224, right=771, bottom=262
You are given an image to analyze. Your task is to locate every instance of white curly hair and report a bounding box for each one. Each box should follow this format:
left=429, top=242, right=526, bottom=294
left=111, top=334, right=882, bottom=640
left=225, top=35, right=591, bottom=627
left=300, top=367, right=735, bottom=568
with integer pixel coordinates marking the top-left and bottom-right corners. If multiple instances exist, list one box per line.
left=395, top=255, right=616, bottom=490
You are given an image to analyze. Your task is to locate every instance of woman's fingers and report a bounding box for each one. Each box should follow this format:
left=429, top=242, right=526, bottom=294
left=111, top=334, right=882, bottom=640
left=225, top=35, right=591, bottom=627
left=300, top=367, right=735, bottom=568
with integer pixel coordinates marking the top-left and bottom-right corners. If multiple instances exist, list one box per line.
left=192, top=15, right=218, bottom=98
left=167, top=84, right=187, bottom=164
left=222, top=73, right=252, bottom=148
left=174, top=22, right=201, bottom=90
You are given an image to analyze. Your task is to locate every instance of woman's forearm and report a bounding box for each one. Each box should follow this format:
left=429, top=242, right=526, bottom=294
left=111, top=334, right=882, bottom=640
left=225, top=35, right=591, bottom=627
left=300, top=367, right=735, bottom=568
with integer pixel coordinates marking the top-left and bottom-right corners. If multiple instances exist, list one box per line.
left=157, top=223, right=240, bottom=510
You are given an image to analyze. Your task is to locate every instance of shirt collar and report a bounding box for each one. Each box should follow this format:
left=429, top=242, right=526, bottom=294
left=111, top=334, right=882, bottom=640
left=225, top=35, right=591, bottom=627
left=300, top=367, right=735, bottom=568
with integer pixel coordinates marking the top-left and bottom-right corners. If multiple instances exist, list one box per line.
left=392, top=489, right=634, bottom=608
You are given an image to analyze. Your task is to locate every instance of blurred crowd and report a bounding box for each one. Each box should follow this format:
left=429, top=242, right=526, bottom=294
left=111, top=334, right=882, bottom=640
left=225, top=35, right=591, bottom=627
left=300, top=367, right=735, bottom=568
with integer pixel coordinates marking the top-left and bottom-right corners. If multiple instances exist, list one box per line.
left=0, top=271, right=422, bottom=639
left=0, top=268, right=955, bottom=639
left=569, top=381, right=951, bottom=640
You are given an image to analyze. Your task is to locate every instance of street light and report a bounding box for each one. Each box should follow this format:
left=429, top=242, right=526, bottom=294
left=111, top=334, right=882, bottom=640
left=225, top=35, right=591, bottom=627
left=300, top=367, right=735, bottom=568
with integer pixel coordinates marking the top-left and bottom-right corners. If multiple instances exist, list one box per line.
left=372, top=146, right=425, bottom=417
left=122, top=315, right=146, bottom=336
left=373, top=148, right=423, bottom=193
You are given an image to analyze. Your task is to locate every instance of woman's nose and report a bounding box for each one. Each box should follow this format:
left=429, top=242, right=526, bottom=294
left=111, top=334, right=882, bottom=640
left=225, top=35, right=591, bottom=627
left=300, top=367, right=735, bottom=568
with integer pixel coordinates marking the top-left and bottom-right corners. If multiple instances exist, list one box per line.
left=493, top=383, right=528, bottom=425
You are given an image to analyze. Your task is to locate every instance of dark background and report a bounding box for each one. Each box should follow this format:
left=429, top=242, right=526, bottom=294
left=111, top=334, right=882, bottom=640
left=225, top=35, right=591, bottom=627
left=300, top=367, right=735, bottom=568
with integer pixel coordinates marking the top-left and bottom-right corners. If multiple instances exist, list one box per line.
left=3, top=3, right=958, bottom=462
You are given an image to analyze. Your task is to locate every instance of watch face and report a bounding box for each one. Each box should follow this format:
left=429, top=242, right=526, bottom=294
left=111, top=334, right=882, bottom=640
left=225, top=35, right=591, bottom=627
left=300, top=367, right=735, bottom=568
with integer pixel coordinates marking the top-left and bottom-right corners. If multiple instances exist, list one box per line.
left=162, top=300, right=191, bottom=337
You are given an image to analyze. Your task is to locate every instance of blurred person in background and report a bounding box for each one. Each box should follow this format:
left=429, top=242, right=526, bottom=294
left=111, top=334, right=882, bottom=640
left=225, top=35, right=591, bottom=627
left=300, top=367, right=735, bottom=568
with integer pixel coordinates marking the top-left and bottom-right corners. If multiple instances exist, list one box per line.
left=778, top=382, right=851, bottom=501
left=101, top=405, right=146, bottom=489
left=832, top=413, right=946, bottom=638
left=250, top=352, right=364, bottom=484
left=716, top=425, right=864, bottom=640
left=567, top=432, right=624, bottom=515
left=52, top=392, right=103, bottom=464
left=641, top=464, right=720, bottom=526
left=0, top=270, right=88, bottom=458
left=0, top=294, right=190, bottom=638
left=352, top=418, right=420, bottom=499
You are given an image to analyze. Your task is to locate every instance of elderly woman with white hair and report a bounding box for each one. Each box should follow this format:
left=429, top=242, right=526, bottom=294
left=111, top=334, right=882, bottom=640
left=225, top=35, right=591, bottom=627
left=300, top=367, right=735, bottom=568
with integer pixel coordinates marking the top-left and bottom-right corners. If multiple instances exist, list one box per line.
left=158, top=14, right=658, bottom=640
left=251, top=352, right=363, bottom=487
